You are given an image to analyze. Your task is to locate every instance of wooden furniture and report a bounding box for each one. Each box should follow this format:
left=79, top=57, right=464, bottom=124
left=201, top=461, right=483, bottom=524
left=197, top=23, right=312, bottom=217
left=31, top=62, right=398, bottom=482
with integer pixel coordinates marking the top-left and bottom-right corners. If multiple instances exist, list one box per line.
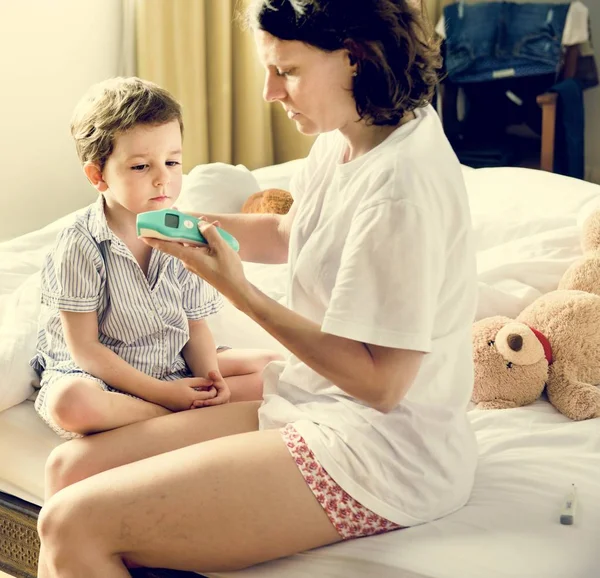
left=536, top=44, right=580, bottom=171
left=0, top=492, right=39, bottom=578
left=536, top=92, right=559, bottom=172
left=441, top=45, right=580, bottom=172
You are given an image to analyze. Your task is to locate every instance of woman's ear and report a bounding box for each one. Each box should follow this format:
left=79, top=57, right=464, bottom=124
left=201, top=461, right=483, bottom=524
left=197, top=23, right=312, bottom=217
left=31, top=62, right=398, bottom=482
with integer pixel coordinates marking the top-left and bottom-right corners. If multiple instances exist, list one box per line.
left=343, top=42, right=359, bottom=77
left=343, top=51, right=358, bottom=78
left=83, top=162, right=108, bottom=192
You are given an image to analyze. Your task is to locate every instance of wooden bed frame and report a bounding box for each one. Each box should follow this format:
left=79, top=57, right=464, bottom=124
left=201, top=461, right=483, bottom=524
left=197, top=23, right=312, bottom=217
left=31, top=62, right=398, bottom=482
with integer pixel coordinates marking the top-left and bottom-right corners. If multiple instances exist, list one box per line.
left=0, top=492, right=39, bottom=578
left=0, top=491, right=203, bottom=578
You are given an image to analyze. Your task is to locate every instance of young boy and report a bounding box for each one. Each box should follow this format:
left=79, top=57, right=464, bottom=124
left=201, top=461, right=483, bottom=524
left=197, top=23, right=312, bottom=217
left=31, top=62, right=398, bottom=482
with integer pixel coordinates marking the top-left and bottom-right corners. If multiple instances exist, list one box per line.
left=30, top=77, right=281, bottom=440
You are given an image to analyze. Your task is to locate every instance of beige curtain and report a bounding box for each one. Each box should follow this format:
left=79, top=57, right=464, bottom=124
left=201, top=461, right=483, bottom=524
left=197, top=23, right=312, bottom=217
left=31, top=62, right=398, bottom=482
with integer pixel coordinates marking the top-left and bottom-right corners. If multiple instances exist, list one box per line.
left=424, top=0, right=443, bottom=26
left=135, top=0, right=315, bottom=173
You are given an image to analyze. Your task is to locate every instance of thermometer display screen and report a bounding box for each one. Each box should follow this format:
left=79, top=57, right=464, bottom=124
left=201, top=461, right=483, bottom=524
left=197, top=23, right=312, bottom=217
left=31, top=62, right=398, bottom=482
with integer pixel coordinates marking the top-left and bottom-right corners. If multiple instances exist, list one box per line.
left=164, top=214, right=180, bottom=229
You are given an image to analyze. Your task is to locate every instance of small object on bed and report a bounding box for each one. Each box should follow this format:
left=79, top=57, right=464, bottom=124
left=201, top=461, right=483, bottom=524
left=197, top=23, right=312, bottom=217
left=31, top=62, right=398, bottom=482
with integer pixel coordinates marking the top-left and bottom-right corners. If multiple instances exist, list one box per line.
left=472, top=209, right=600, bottom=421
left=136, top=209, right=240, bottom=252
left=560, top=484, right=578, bottom=526
left=241, top=188, right=293, bottom=214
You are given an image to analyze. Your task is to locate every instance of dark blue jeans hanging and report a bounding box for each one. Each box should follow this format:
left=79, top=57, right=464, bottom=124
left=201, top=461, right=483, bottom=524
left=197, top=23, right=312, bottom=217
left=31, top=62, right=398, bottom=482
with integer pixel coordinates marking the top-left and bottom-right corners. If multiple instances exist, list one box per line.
left=551, top=78, right=585, bottom=179
left=444, top=1, right=570, bottom=83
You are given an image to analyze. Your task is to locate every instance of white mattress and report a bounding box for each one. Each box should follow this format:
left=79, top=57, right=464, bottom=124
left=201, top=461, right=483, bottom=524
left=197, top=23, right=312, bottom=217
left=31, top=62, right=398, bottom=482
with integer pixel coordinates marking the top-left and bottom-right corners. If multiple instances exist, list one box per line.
left=1, top=162, right=600, bottom=577
left=210, top=401, right=600, bottom=578
left=0, top=399, right=61, bottom=505
left=1, top=397, right=598, bottom=577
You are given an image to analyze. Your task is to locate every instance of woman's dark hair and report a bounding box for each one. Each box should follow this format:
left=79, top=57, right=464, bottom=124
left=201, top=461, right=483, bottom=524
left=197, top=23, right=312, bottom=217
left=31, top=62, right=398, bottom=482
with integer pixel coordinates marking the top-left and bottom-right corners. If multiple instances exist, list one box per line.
left=244, top=0, right=441, bottom=126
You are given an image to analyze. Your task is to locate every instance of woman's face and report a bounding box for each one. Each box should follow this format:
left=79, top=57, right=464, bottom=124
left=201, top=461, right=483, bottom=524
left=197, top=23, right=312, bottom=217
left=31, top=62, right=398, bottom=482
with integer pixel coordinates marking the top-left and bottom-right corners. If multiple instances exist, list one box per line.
left=254, top=29, right=358, bottom=135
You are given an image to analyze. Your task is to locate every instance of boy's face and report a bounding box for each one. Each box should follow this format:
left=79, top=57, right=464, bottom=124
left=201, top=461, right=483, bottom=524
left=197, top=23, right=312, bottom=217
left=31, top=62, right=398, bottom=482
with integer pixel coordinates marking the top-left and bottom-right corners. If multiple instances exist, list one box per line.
left=100, top=120, right=183, bottom=217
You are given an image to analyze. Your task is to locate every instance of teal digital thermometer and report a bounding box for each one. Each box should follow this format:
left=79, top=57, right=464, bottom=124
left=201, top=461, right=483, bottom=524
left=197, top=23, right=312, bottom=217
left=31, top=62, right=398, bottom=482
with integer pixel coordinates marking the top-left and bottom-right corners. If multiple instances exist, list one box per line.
left=136, top=209, right=239, bottom=252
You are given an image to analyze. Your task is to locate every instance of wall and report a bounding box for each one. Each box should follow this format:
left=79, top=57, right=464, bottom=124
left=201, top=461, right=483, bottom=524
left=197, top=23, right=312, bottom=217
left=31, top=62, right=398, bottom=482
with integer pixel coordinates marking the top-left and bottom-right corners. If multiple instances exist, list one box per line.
left=585, top=1, right=600, bottom=184
left=0, top=0, right=122, bottom=241
left=1, top=1, right=598, bottom=243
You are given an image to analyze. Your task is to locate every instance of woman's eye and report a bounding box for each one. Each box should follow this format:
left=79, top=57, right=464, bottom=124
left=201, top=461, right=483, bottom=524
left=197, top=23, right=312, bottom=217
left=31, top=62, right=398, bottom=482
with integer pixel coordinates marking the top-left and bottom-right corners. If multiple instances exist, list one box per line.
left=276, top=68, right=291, bottom=77
left=131, top=164, right=148, bottom=171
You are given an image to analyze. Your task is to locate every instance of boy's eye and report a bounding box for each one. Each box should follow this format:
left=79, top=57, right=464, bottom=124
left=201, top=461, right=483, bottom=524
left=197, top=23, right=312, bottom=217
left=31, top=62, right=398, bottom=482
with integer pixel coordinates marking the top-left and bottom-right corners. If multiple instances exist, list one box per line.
left=166, top=161, right=181, bottom=167
left=131, top=164, right=148, bottom=171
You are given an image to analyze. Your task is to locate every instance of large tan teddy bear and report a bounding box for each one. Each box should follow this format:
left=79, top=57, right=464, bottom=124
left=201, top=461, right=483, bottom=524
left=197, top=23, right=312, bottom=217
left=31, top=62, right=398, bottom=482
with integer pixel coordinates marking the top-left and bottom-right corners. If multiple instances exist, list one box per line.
left=472, top=210, right=600, bottom=421
left=558, top=209, right=600, bottom=295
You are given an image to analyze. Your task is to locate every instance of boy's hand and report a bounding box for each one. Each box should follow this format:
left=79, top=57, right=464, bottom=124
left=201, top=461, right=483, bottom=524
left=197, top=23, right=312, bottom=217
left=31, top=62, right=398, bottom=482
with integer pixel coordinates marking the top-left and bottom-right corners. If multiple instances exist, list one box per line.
left=191, top=371, right=231, bottom=408
left=156, top=377, right=217, bottom=412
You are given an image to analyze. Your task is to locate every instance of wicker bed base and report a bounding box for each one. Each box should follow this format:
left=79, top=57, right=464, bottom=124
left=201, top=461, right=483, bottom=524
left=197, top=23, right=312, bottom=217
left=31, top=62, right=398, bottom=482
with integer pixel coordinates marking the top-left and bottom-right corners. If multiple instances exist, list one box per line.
left=0, top=491, right=204, bottom=578
left=0, top=492, right=39, bottom=578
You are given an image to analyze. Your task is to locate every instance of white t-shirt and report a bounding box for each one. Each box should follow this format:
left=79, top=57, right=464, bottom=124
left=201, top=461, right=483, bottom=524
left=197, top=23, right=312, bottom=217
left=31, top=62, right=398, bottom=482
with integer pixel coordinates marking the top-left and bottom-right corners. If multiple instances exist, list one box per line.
left=258, top=105, right=478, bottom=527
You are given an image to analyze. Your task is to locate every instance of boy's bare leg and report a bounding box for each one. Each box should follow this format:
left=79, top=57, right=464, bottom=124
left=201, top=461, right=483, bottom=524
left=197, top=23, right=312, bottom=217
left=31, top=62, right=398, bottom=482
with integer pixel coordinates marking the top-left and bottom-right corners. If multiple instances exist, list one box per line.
left=217, top=348, right=284, bottom=401
left=45, top=378, right=171, bottom=436
left=224, top=372, right=265, bottom=401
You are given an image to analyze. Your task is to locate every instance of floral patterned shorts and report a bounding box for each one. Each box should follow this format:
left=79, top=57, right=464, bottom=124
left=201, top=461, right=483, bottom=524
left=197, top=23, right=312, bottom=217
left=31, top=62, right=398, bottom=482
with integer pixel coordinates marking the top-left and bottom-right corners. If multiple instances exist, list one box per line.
left=280, top=424, right=402, bottom=540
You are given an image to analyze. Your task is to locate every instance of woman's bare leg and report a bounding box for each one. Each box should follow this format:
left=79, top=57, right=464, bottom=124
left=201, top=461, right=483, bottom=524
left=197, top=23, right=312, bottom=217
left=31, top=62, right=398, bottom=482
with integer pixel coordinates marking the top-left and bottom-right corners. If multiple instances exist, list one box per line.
left=39, top=401, right=262, bottom=575
left=38, top=429, right=341, bottom=577
left=218, top=348, right=284, bottom=401
left=44, top=400, right=261, bottom=498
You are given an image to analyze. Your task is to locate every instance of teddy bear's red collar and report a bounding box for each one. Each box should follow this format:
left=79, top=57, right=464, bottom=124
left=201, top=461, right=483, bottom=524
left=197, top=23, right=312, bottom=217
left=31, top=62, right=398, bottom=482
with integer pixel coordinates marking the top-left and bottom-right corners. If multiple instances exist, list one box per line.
left=528, top=325, right=553, bottom=366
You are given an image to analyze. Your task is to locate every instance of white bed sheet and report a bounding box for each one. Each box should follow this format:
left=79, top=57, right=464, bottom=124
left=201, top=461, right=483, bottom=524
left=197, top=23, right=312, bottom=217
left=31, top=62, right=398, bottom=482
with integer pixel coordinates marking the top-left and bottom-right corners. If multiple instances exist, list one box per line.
left=1, top=397, right=598, bottom=577
left=210, top=401, right=600, bottom=578
left=1, top=163, right=600, bottom=577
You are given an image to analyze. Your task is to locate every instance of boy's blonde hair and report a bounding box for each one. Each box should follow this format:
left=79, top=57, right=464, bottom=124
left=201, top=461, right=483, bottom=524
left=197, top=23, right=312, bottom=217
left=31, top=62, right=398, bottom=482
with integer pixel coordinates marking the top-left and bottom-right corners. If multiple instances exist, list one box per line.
left=70, top=77, right=183, bottom=170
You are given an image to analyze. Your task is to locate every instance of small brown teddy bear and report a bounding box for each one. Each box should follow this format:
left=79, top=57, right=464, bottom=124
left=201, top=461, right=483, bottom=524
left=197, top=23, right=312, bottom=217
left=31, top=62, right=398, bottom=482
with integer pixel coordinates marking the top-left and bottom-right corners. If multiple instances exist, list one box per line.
left=241, top=188, right=293, bottom=214
left=472, top=209, right=600, bottom=421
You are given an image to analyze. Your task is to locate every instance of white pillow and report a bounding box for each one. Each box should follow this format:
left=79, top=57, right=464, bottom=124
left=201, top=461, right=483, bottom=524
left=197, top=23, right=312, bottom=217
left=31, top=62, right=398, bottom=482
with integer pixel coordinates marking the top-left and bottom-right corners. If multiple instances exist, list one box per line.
left=467, top=168, right=600, bottom=321
left=207, top=263, right=289, bottom=354
left=467, top=168, right=600, bottom=253
left=0, top=272, right=41, bottom=412
left=252, top=158, right=305, bottom=191
left=177, top=162, right=262, bottom=214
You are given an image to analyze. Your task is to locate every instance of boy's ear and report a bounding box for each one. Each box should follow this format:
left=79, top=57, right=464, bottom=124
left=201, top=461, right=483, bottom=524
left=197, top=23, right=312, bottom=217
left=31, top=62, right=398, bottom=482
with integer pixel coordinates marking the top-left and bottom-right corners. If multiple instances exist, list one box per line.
left=83, top=162, right=108, bottom=192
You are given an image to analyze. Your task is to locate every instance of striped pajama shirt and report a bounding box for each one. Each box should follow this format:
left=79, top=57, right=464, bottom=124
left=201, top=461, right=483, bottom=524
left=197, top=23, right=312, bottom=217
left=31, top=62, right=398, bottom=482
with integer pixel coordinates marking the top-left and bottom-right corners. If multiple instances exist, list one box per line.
left=30, top=196, right=224, bottom=438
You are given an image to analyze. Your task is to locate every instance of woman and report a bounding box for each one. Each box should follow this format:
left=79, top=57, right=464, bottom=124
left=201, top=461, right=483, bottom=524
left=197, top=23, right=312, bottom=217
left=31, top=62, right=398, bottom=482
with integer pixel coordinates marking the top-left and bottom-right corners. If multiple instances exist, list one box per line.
left=37, top=1, right=478, bottom=575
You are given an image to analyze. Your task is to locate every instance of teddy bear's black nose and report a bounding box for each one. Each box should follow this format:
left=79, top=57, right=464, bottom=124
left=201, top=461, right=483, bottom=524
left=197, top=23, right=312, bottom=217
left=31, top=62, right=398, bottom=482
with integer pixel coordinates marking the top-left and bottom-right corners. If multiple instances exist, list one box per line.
left=507, top=334, right=523, bottom=352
